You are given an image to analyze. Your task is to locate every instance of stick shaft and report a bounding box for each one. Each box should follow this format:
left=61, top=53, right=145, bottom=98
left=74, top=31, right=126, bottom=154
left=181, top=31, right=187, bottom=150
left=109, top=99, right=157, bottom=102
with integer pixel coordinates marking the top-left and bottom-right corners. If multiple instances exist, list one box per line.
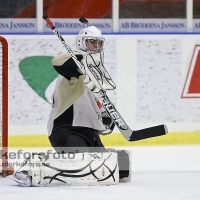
left=43, top=15, right=84, bottom=73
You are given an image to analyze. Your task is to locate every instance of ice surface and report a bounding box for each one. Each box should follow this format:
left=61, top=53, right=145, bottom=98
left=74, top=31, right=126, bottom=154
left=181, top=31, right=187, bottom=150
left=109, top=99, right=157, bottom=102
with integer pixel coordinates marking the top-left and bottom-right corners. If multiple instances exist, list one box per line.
left=0, top=146, right=200, bottom=200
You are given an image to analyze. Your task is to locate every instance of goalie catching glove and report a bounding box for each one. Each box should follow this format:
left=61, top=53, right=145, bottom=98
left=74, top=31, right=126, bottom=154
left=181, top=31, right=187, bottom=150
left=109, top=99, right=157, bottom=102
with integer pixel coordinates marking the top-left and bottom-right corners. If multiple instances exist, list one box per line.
left=82, top=52, right=116, bottom=92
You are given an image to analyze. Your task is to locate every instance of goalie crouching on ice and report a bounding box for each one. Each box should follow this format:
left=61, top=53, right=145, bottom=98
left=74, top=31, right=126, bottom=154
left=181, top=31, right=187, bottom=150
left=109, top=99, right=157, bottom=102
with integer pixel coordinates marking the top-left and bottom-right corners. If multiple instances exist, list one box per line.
left=8, top=25, right=132, bottom=187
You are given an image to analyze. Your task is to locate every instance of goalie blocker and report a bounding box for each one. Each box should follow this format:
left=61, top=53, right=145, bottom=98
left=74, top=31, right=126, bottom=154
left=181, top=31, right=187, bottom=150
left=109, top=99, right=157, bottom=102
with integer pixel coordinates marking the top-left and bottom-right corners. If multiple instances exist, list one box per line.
left=8, top=149, right=132, bottom=187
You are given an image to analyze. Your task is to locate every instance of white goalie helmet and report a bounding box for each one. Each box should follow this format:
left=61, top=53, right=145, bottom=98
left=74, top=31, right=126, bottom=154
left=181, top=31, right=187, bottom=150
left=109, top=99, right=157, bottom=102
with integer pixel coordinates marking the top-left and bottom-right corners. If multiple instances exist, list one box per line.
left=76, top=26, right=105, bottom=53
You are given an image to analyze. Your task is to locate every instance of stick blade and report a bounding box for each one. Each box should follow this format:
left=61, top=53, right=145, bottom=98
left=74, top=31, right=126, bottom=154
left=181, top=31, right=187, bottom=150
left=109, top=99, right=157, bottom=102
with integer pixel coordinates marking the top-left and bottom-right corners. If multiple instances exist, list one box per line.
left=129, top=124, right=168, bottom=141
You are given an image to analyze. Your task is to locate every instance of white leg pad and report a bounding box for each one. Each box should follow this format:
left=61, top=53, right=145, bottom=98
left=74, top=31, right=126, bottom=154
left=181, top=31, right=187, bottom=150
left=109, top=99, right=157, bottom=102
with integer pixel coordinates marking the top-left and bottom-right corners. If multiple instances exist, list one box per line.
left=118, top=150, right=132, bottom=183
left=107, top=149, right=132, bottom=183
left=30, top=152, right=119, bottom=186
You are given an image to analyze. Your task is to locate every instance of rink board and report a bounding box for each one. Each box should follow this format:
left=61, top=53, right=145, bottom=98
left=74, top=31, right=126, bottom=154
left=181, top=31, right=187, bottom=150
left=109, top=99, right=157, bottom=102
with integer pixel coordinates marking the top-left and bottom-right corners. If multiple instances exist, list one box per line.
left=0, top=34, right=200, bottom=147
left=8, top=132, right=200, bottom=147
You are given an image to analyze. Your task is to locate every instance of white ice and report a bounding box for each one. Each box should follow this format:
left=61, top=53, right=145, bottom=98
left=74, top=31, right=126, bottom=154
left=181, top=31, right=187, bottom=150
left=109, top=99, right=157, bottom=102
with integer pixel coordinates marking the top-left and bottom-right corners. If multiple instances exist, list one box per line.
left=1, top=146, right=200, bottom=200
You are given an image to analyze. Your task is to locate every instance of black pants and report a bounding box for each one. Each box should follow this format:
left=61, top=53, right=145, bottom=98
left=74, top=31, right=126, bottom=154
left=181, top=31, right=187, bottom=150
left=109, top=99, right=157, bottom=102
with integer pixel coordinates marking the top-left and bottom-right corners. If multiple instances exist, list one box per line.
left=49, top=126, right=107, bottom=153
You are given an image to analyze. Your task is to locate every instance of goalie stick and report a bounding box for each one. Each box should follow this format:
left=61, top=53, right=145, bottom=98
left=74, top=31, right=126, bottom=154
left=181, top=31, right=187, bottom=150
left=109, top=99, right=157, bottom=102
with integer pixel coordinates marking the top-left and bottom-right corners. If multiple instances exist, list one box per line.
left=43, top=15, right=168, bottom=141
left=99, top=91, right=167, bottom=141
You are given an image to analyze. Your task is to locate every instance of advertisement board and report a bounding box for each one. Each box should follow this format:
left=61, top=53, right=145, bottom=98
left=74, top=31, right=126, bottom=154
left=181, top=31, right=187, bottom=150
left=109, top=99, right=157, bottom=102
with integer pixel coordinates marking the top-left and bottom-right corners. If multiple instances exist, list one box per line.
left=1, top=18, right=200, bottom=33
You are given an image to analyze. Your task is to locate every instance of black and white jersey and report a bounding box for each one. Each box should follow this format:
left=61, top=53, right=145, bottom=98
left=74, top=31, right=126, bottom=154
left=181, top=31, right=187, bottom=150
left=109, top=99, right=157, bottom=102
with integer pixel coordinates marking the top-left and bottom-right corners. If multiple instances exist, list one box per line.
left=47, top=52, right=106, bottom=137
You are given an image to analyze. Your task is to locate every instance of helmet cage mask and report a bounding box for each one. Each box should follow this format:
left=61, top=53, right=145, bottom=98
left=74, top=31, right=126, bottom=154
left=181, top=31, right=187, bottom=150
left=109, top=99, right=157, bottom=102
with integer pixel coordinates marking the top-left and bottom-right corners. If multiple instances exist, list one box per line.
left=82, top=36, right=105, bottom=53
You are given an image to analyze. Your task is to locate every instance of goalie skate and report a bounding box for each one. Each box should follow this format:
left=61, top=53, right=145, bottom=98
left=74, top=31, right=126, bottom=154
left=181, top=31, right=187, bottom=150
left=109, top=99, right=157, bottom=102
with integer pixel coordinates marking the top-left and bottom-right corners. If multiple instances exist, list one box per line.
left=8, top=171, right=32, bottom=187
